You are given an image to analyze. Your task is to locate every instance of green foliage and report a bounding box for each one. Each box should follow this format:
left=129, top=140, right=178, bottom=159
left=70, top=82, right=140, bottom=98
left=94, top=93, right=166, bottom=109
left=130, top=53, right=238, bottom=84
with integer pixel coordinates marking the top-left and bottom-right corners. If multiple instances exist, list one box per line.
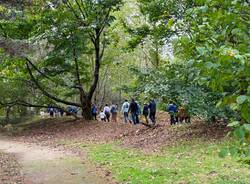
left=174, top=0, right=250, bottom=154
left=124, top=61, right=236, bottom=122
left=0, top=0, right=124, bottom=119
left=119, top=0, right=250, bottom=157
left=175, top=0, right=249, bottom=113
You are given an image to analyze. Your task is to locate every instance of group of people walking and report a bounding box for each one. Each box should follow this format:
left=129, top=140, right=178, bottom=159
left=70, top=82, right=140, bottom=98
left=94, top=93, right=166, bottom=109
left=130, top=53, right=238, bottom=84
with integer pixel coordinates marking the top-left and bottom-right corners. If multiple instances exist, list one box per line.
left=122, top=98, right=157, bottom=125
left=92, top=104, right=118, bottom=122
left=92, top=99, right=190, bottom=125
left=92, top=99, right=157, bottom=125
left=47, top=106, right=64, bottom=117
left=45, top=100, right=190, bottom=126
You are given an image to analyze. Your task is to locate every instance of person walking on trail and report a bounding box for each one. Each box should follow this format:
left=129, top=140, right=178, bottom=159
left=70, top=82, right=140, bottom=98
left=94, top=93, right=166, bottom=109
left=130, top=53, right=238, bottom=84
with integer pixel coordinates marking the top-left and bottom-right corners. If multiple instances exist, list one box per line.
left=99, top=111, right=106, bottom=122
left=48, top=106, right=54, bottom=117
left=111, top=104, right=118, bottom=122
left=59, top=108, right=64, bottom=117
left=167, top=101, right=178, bottom=125
left=136, top=101, right=141, bottom=115
left=55, top=108, right=60, bottom=117
left=136, top=101, right=141, bottom=124
left=121, top=100, right=130, bottom=123
left=143, top=103, right=149, bottom=124
left=129, top=99, right=139, bottom=124
left=103, top=104, right=111, bottom=122
left=92, top=104, right=98, bottom=120
left=148, top=99, right=157, bottom=124
left=177, top=105, right=191, bottom=123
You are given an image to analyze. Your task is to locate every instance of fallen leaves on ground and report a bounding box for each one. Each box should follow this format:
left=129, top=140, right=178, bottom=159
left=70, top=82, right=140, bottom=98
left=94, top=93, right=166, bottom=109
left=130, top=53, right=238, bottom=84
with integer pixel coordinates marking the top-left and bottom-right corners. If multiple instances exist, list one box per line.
left=11, top=113, right=230, bottom=153
left=0, top=151, right=24, bottom=184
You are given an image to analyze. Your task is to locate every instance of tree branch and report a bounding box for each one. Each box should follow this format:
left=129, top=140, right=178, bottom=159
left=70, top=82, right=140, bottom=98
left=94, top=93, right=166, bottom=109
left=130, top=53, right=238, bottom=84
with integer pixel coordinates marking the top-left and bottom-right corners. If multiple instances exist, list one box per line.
left=63, top=0, right=96, bottom=49
left=26, top=62, right=81, bottom=107
left=98, top=7, right=111, bottom=37
left=100, top=36, right=106, bottom=60
left=1, top=100, right=79, bottom=119
left=88, top=32, right=101, bottom=99
left=74, top=0, right=86, bottom=19
left=63, top=0, right=81, bottom=20
left=25, top=57, right=78, bottom=89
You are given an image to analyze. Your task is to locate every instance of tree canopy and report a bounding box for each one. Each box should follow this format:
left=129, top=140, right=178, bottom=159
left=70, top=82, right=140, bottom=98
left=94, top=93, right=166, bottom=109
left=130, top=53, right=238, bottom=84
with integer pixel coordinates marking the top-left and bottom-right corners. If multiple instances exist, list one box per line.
left=0, top=0, right=249, bottom=154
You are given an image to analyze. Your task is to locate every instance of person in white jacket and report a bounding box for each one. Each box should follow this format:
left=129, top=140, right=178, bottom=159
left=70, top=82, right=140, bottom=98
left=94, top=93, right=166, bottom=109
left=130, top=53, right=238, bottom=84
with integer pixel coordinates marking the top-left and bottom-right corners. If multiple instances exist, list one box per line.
left=121, top=100, right=130, bottom=123
left=99, top=111, right=106, bottom=122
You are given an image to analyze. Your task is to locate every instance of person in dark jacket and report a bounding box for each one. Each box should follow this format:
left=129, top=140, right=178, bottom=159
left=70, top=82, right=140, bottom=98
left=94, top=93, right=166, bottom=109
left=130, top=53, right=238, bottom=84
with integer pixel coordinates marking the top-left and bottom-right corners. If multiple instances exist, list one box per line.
left=143, top=103, right=149, bottom=124
left=48, top=105, right=54, bottom=117
left=59, top=108, right=64, bottom=117
left=148, top=99, right=156, bottom=124
left=129, top=98, right=139, bottom=124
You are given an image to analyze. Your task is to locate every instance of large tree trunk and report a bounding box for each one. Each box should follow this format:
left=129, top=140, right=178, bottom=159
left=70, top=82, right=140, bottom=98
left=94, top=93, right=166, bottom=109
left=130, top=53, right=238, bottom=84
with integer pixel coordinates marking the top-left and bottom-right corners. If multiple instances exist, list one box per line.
left=83, top=31, right=102, bottom=120
left=81, top=98, right=92, bottom=120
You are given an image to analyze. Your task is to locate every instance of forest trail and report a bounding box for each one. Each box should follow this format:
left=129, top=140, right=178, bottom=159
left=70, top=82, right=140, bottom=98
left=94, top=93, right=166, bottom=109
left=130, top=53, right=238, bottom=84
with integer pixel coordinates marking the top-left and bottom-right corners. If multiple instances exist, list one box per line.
left=0, top=135, right=108, bottom=184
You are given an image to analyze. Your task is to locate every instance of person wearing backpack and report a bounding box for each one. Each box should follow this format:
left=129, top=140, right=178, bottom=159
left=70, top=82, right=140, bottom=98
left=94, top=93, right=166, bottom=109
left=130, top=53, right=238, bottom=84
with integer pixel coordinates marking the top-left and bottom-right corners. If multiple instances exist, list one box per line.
left=121, top=100, right=130, bottom=123
left=103, top=104, right=111, bottom=122
left=111, top=104, right=118, bottom=122
left=167, top=101, right=178, bottom=125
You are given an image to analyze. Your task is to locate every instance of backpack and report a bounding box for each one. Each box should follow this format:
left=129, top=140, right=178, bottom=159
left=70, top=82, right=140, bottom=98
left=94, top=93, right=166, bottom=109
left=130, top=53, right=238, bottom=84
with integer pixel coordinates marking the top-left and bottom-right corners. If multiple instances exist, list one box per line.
left=111, top=106, right=116, bottom=113
left=124, top=103, right=129, bottom=109
left=92, top=107, right=97, bottom=114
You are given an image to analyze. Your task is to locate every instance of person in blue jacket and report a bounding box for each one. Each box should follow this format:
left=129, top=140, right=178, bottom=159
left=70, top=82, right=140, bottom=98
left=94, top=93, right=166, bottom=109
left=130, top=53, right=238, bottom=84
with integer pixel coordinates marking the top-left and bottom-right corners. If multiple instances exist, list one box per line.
left=167, top=101, right=178, bottom=125
left=92, top=104, right=98, bottom=120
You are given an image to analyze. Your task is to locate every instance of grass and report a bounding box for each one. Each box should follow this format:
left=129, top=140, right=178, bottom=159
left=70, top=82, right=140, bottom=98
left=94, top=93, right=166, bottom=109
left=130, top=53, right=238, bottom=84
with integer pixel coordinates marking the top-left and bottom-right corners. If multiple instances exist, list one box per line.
left=81, top=140, right=250, bottom=184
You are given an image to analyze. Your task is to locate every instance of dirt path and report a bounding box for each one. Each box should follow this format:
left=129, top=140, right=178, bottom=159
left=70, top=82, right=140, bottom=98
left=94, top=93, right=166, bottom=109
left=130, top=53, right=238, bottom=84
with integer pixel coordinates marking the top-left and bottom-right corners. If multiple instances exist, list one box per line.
left=0, top=136, right=109, bottom=184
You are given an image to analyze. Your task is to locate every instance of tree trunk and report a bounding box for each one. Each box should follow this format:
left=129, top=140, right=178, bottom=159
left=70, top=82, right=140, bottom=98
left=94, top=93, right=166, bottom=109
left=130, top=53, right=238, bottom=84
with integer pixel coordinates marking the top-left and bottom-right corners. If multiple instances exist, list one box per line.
left=81, top=98, right=92, bottom=120
left=5, top=106, right=11, bottom=124
left=84, top=30, right=102, bottom=120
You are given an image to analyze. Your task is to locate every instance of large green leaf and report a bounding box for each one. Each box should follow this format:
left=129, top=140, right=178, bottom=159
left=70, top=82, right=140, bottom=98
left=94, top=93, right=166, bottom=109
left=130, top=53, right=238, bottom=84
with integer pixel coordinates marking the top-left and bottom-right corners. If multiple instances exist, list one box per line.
left=236, top=95, right=248, bottom=105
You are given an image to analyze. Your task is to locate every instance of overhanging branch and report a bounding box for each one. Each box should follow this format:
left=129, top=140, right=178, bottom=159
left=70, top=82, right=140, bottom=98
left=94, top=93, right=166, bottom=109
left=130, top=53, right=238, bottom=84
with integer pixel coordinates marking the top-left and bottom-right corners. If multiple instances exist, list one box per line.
left=26, top=62, right=81, bottom=107
left=0, top=100, right=79, bottom=119
left=25, top=57, right=78, bottom=89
